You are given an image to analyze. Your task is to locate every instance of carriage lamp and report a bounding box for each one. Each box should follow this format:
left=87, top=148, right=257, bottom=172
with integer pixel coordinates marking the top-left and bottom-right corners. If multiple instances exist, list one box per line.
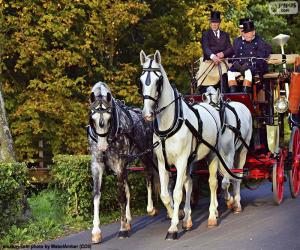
left=274, top=96, right=289, bottom=113
left=273, top=34, right=290, bottom=73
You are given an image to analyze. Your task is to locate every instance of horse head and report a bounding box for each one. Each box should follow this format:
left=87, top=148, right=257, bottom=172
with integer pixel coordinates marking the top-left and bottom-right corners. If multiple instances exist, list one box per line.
left=89, top=82, right=113, bottom=151
left=202, top=86, right=220, bottom=107
left=139, top=50, right=164, bottom=121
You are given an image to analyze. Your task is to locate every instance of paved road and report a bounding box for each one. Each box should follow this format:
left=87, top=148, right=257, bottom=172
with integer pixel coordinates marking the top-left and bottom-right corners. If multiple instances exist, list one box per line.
left=43, top=181, right=300, bottom=250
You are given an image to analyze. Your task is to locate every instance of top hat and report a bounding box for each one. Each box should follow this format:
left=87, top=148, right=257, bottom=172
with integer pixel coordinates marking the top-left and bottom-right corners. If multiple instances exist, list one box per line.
left=210, top=11, right=221, bottom=22
left=239, top=18, right=251, bottom=28
left=243, top=20, right=255, bottom=33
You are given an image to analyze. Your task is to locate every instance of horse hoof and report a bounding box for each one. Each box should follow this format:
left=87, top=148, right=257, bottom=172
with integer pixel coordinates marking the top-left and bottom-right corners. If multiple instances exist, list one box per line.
left=226, top=198, right=234, bottom=209
left=165, top=232, right=178, bottom=240
left=233, top=206, right=242, bottom=214
left=148, top=208, right=159, bottom=216
left=178, top=209, right=185, bottom=220
left=207, top=219, right=218, bottom=228
left=182, top=220, right=193, bottom=231
left=118, top=230, right=129, bottom=239
left=125, top=223, right=131, bottom=231
left=91, top=232, right=102, bottom=244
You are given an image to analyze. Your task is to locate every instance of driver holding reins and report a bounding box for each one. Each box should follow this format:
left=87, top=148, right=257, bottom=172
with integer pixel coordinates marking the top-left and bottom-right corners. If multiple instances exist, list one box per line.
left=227, top=20, right=272, bottom=93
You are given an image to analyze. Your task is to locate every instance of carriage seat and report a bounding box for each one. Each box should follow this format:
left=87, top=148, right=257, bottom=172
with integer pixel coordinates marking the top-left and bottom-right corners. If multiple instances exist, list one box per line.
left=267, top=54, right=299, bottom=65
left=262, top=72, right=280, bottom=79
left=262, top=54, right=299, bottom=79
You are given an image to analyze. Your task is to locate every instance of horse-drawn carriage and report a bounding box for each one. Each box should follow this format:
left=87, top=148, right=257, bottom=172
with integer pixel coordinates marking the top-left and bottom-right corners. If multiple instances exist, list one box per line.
left=187, top=33, right=300, bottom=205
left=88, top=34, right=300, bottom=243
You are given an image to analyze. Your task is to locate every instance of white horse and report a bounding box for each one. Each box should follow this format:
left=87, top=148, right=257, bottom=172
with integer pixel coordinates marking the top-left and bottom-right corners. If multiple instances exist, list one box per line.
left=203, top=86, right=252, bottom=215
left=139, top=50, right=222, bottom=239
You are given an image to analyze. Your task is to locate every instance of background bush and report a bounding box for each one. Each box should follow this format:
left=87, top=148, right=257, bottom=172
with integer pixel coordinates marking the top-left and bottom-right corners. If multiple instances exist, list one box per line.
left=0, top=162, right=28, bottom=234
left=51, top=155, right=151, bottom=219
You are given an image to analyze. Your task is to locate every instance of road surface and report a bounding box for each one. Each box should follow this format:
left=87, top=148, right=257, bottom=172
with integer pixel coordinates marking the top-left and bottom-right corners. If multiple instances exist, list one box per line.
left=43, top=181, right=300, bottom=250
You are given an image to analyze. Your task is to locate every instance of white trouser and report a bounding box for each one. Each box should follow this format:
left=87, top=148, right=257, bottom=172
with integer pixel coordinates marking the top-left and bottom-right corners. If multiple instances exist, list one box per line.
left=228, top=69, right=252, bottom=83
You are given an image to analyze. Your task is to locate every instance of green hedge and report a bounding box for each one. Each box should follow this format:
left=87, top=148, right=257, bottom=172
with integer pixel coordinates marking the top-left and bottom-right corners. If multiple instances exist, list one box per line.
left=0, top=162, right=28, bottom=233
left=51, top=155, right=149, bottom=219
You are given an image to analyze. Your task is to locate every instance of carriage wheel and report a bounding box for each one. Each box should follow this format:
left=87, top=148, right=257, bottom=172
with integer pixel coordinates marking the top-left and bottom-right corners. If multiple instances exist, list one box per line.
left=288, top=126, right=300, bottom=198
left=272, top=150, right=285, bottom=205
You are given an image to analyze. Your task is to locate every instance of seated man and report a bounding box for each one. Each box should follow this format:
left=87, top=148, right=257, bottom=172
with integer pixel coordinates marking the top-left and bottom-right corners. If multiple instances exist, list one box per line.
left=197, top=10, right=233, bottom=93
left=228, top=20, right=272, bottom=93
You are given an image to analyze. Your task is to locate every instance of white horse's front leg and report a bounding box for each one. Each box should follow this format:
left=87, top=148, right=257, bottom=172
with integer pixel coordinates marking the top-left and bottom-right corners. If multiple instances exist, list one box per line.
left=166, top=162, right=186, bottom=240
left=91, top=159, right=105, bottom=244
left=182, top=173, right=193, bottom=231
left=158, top=163, right=174, bottom=219
left=208, top=157, right=218, bottom=227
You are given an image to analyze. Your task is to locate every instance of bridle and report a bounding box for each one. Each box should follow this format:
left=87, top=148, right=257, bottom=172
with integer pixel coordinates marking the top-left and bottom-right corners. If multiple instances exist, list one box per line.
left=89, top=99, right=113, bottom=138
left=139, top=59, right=163, bottom=103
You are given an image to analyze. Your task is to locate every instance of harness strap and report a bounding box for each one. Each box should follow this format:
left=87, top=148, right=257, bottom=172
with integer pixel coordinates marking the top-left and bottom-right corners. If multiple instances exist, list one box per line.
left=222, top=102, right=241, bottom=144
left=200, top=139, right=244, bottom=180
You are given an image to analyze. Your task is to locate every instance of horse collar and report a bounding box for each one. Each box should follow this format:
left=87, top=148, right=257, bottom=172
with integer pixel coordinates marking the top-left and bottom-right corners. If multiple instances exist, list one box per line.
left=153, top=86, right=184, bottom=138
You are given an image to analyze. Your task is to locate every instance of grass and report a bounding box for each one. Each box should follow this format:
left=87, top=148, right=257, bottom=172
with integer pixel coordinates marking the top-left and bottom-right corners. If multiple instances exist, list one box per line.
left=0, top=188, right=149, bottom=248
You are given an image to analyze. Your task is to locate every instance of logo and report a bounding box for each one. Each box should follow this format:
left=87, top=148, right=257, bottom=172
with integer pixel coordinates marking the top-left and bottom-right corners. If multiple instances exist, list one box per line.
left=269, top=1, right=298, bottom=15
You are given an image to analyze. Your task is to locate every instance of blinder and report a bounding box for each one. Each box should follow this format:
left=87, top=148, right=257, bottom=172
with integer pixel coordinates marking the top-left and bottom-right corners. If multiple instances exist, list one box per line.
left=138, top=65, right=164, bottom=102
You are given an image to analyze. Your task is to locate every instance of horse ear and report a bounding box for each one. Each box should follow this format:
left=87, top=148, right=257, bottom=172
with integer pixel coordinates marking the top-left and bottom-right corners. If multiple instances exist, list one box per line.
left=217, top=88, right=220, bottom=95
left=154, top=50, right=161, bottom=64
left=90, top=92, right=95, bottom=103
left=106, top=92, right=112, bottom=103
left=140, top=50, right=147, bottom=65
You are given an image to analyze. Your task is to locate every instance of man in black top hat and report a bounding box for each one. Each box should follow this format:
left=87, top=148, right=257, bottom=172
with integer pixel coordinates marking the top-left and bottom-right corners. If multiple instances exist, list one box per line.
left=227, top=20, right=272, bottom=93
left=201, top=11, right=234, bottom=64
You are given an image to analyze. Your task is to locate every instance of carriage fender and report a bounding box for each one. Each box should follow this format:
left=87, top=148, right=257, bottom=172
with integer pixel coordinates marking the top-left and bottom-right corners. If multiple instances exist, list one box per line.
left=288, top=72, right=300, bottom=114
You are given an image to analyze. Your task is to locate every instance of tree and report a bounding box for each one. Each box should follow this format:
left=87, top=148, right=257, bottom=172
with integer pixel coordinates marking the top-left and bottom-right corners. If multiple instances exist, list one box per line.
left=0, top=0, right=149, bottom=162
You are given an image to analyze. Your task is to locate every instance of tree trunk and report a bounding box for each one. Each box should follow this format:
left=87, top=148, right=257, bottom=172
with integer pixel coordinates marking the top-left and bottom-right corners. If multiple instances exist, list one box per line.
left=0, top=82, right=15, bottom=162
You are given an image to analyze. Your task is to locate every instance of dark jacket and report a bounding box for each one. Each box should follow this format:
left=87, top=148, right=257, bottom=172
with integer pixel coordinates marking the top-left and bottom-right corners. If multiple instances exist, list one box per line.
left=201, top=29, right=234, bottom=61
left=230, top=35, right=272, bottom=75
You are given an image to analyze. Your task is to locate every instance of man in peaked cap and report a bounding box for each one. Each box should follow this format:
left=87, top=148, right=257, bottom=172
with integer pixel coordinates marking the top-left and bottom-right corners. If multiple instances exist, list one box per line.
left=201, top=11, right=234, bottom=64
left=238, top=17, right=251, bottom=36
left=227, top=20, right=272, bottom=93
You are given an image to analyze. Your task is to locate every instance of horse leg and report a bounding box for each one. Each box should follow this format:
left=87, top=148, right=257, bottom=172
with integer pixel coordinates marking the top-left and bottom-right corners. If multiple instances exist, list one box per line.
left=124, top=179, right=132, bottom=230
left=158, top=165, right=174, bottom=220
left=182, top=173, right=193, bottom=231
left=166, top=162, right=186, bottom=240
left=232, top=146, right=248, bottom=213
left=222, top=177, right=234, bottom=209
left=91, top=160, right=105, bottom=244
left=117, top=172, right=130, bottom=239
left=145, top=170, right=159, bottom=216
left=208, top=156, right=219, bottom=227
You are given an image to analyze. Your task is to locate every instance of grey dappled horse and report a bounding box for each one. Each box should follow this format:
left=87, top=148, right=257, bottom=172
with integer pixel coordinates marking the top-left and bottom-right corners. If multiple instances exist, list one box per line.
left=87, top=82, right=159, bottom=244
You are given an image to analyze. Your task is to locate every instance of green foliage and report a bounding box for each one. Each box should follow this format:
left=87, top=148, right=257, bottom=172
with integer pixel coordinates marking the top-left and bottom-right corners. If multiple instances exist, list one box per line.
left=0, top=189, right=65, bottom=247
left=50, top=154, right=92, bottom=217
left=28, top=189, right=66, bottom=223
left=0, top=0, right=298, bottom=162
left=50, top=154, right=149, bottom=218
left=248, top=3, right=291, bottom=53
left=0, top=0, right=149, bottom=162
left=0, top=162, right=28, bottom=234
